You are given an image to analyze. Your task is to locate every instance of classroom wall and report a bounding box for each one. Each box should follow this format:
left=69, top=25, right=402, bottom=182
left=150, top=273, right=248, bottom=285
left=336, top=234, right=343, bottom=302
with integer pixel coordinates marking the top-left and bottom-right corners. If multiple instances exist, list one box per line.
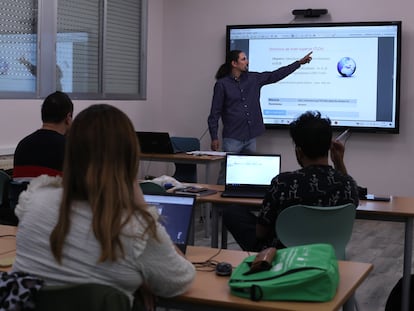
left=158, top=0, right=414, bottom=196
left=1, top=0, right=414, bottom=196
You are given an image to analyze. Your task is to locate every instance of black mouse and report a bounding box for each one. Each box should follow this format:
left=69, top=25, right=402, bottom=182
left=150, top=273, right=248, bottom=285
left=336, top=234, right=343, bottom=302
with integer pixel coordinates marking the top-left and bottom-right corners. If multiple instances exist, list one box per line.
left=215, top=262, right=232, bottom=276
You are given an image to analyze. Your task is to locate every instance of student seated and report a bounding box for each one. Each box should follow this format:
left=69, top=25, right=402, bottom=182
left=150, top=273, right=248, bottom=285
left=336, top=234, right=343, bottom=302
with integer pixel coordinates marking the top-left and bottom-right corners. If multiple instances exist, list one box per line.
left=12, top=104, right=196, bottom=306
left=223, top=111, right=359, bottom=251
left=13, top=91, right=73, bottom=179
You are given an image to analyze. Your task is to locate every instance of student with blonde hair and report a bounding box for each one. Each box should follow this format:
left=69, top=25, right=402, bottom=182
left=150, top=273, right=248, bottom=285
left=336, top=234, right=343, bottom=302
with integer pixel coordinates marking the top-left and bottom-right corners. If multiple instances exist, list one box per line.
left=12, top=104, right=195, bottom=307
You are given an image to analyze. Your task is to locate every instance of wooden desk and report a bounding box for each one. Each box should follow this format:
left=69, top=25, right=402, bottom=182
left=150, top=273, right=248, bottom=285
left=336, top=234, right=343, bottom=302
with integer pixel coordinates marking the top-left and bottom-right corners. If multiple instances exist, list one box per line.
left=194, top=189, right=414, bottom=311
left=159, top=246, right=373, bottom=311
left=0, top=225, right=17, bottom=272
left=0, top=228, right=371, bottom=311
left=140, top=153, right=224, bottom=184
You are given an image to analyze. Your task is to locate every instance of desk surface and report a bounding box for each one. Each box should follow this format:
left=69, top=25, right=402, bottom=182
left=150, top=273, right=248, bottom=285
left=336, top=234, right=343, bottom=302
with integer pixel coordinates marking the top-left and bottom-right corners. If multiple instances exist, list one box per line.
left=194, top=184, right=414, bottom=215
left=163, top=246, right=373, bottom=311
left=189, top=185, right=414, bottom=311
left=0, top=225, right=17, bottom=272
left=140, top=152, right=224, bottom=164
left=0, top=225, right=372, bottom=311
left=357, top=196, right=414, bottom=217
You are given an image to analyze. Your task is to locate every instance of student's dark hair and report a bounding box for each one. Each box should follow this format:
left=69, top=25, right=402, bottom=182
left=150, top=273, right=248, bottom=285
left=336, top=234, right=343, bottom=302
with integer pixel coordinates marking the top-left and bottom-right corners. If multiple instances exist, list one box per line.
left=215, top=50, right=243, bottom=80
left=41, top=91, right=74, bottom=123
left=289, top=111, right=332, bottom=159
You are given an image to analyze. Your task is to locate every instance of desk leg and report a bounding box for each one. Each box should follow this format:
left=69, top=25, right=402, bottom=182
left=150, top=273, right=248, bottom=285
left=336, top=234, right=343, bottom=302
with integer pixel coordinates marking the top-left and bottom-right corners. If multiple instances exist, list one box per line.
left=203, top=164, right=211, bottom=238
left=401, top=218, right=413, bottom=311
left=205, top=163, right=211, bottom=185
left=210, top=204, right=219, bottom=248
left=188, top=211, right=195, bottom=246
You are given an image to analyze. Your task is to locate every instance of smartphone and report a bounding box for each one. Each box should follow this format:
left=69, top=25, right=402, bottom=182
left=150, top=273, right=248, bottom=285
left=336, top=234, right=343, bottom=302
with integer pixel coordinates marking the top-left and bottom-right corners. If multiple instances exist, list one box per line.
left=365, top=194, right=391, bottom=202
left=335, top=129, right=351, bottom=144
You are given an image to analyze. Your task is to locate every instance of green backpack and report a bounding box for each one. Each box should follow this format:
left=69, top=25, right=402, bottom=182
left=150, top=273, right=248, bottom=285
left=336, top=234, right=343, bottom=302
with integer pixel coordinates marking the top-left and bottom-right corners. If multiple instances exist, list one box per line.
left=228, top=243, right=339, bottom=302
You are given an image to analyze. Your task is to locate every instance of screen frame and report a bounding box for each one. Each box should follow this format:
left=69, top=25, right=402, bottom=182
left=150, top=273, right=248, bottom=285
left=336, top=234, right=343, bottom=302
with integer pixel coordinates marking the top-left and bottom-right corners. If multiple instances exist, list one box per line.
left=226, top=21, right=402, bottom=134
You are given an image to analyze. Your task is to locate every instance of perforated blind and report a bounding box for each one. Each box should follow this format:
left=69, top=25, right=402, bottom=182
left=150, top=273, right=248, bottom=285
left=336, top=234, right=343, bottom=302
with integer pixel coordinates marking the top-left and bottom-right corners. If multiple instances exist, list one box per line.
left=105, top=0, right=142, bottom=94
left=0, top=0, right=146, bottom=99
left=57, top=0, right=101, bottom=93
left=57, top=0, right=144, bottom=97
left=0, top=0, right=37, bottom=93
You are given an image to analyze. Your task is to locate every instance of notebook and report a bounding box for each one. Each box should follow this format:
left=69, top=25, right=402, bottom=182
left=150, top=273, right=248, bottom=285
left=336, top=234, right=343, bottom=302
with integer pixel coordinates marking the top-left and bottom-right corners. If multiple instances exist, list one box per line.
left=136, top=131, right=175, bottom=154
left=144, top=193, right=195, bottom=254
left=221, top=153, right=281, bottom=198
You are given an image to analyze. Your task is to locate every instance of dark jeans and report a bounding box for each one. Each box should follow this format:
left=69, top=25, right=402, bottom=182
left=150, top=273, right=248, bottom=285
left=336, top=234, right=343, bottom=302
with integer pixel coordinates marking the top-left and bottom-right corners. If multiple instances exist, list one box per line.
left=222, top=204, right=261, bottom=252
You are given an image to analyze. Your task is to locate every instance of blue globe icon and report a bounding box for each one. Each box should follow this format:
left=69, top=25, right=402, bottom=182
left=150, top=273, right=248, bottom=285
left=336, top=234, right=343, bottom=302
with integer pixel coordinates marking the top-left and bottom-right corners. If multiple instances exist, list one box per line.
left=337, top=57, right=356, bottom=77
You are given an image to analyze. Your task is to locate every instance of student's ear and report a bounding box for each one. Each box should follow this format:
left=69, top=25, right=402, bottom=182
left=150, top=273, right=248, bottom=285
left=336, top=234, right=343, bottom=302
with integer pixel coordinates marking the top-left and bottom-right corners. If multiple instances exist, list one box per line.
left=295, top=146, right=304, bottom=167
left=65, top=112, right=73, bottom=127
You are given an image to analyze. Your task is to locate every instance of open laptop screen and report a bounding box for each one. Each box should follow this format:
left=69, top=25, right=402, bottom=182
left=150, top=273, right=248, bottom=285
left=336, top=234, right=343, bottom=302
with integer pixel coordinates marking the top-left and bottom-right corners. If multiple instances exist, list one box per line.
left=225, top=153, right=281, bottom=186
left=143, top=194, right=195, bottom=254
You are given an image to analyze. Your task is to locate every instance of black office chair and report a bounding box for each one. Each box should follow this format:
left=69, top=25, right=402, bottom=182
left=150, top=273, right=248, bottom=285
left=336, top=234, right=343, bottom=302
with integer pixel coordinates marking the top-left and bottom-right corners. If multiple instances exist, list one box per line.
left=8, top=180, right=29, bottom=210
left=385, top=275, right=414, bottom=311
left=0, top=170, right=10, bottom=208
left=170, top=136, right=200, bottom=183
left=0, top=170, right=18, bottom=226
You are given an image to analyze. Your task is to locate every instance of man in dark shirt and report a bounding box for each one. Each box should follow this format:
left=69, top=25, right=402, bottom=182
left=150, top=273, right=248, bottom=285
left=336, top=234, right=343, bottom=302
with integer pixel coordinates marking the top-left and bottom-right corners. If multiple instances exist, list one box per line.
left=223, top=111, right=359, bottom=251
left=13, top=91, right=73, bottom=179
left=207, top=49, right=312, bottom=184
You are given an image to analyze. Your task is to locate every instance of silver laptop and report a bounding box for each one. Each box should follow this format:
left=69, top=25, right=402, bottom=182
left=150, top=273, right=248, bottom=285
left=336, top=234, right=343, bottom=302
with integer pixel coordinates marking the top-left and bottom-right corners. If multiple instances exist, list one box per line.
left=144, top=194, right=195, bottom=254
left=221, top=153, right=281, bottom=198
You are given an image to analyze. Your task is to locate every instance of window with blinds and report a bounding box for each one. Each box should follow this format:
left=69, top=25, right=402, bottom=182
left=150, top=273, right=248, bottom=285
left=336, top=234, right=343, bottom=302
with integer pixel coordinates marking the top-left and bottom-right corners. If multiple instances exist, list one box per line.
left=0, top=0, right=147, bottom=100
left=0, top=0, right=37, bottom=97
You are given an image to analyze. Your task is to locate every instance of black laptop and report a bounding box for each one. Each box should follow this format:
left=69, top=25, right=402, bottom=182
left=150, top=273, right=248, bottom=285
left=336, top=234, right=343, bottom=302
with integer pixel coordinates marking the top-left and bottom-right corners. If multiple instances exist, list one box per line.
left=221, top=153, right=281, bottom=198
left=136, top=131, right=175, bottom=154
left=143, top=193, right=195, bottom=254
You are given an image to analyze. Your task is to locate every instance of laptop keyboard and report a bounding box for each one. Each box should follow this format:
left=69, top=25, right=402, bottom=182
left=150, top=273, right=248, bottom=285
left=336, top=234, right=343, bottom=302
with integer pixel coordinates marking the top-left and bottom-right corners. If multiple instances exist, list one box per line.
left=221, top=190, right=265, bottom=199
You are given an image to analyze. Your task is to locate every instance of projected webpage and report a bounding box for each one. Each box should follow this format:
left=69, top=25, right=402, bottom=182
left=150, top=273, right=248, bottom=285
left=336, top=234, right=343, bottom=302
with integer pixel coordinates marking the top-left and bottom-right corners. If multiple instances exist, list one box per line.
left=229, top=24, right=399, bottom=129
left=251, top=37, right=378, bottom=125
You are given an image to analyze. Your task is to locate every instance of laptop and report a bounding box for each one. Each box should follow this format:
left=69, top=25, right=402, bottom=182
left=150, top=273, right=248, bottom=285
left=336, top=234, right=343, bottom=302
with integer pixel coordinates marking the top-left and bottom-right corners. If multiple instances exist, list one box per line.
left=221, top=153, right=281, bottom=198
left=136, top=131, right=175, bottom=154
left=144, top=193, right=195, bottom=254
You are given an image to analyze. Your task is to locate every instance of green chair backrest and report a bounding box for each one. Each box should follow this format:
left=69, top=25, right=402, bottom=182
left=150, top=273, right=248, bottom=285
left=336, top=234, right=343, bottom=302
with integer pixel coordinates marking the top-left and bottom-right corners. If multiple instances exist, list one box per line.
left=35, top=283, right=137, bottom=311
left=275, top=203, right=356, bottom=260
left=139, top=182, right=166, bottom=194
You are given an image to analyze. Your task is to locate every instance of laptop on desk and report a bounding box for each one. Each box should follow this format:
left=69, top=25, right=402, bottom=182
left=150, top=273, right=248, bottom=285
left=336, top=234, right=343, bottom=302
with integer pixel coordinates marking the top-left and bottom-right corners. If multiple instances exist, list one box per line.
left=136, top=131, right=175, bottom=154
left=144, top=194, right=195, bottom=254
left=221, top=153, right=281, bottom=199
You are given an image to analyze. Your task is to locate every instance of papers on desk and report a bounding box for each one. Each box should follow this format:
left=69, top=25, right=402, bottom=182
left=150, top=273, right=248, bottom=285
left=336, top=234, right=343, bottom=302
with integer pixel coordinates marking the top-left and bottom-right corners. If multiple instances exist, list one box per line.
left=174, top=186, right=217, bottom=197
left=186, top=151, right=226, bottom=156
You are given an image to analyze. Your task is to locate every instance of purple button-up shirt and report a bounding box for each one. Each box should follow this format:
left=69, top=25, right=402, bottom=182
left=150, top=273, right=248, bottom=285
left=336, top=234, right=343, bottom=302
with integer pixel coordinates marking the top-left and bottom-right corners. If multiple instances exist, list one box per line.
left=208, top=61, right=301, bottom=141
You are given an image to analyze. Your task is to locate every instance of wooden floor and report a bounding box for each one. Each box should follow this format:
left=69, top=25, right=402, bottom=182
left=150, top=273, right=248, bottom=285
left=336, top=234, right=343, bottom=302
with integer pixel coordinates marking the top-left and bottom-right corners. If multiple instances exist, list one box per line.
left=193, top=212, right=405, bottom=311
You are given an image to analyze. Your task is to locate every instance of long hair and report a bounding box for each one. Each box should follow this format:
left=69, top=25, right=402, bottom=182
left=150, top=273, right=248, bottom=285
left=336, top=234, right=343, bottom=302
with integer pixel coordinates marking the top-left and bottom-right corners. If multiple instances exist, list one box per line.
left=289, top=111, right=332, bottom=159
left=215, top=50, right=243, bottom=80
left=50, top=104, right=157, bottom=263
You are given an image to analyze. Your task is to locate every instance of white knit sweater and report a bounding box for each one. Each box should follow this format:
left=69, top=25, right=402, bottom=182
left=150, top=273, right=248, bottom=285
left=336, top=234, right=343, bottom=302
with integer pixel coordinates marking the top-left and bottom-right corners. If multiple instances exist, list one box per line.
left=12, top=175, right=195, bottom=300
